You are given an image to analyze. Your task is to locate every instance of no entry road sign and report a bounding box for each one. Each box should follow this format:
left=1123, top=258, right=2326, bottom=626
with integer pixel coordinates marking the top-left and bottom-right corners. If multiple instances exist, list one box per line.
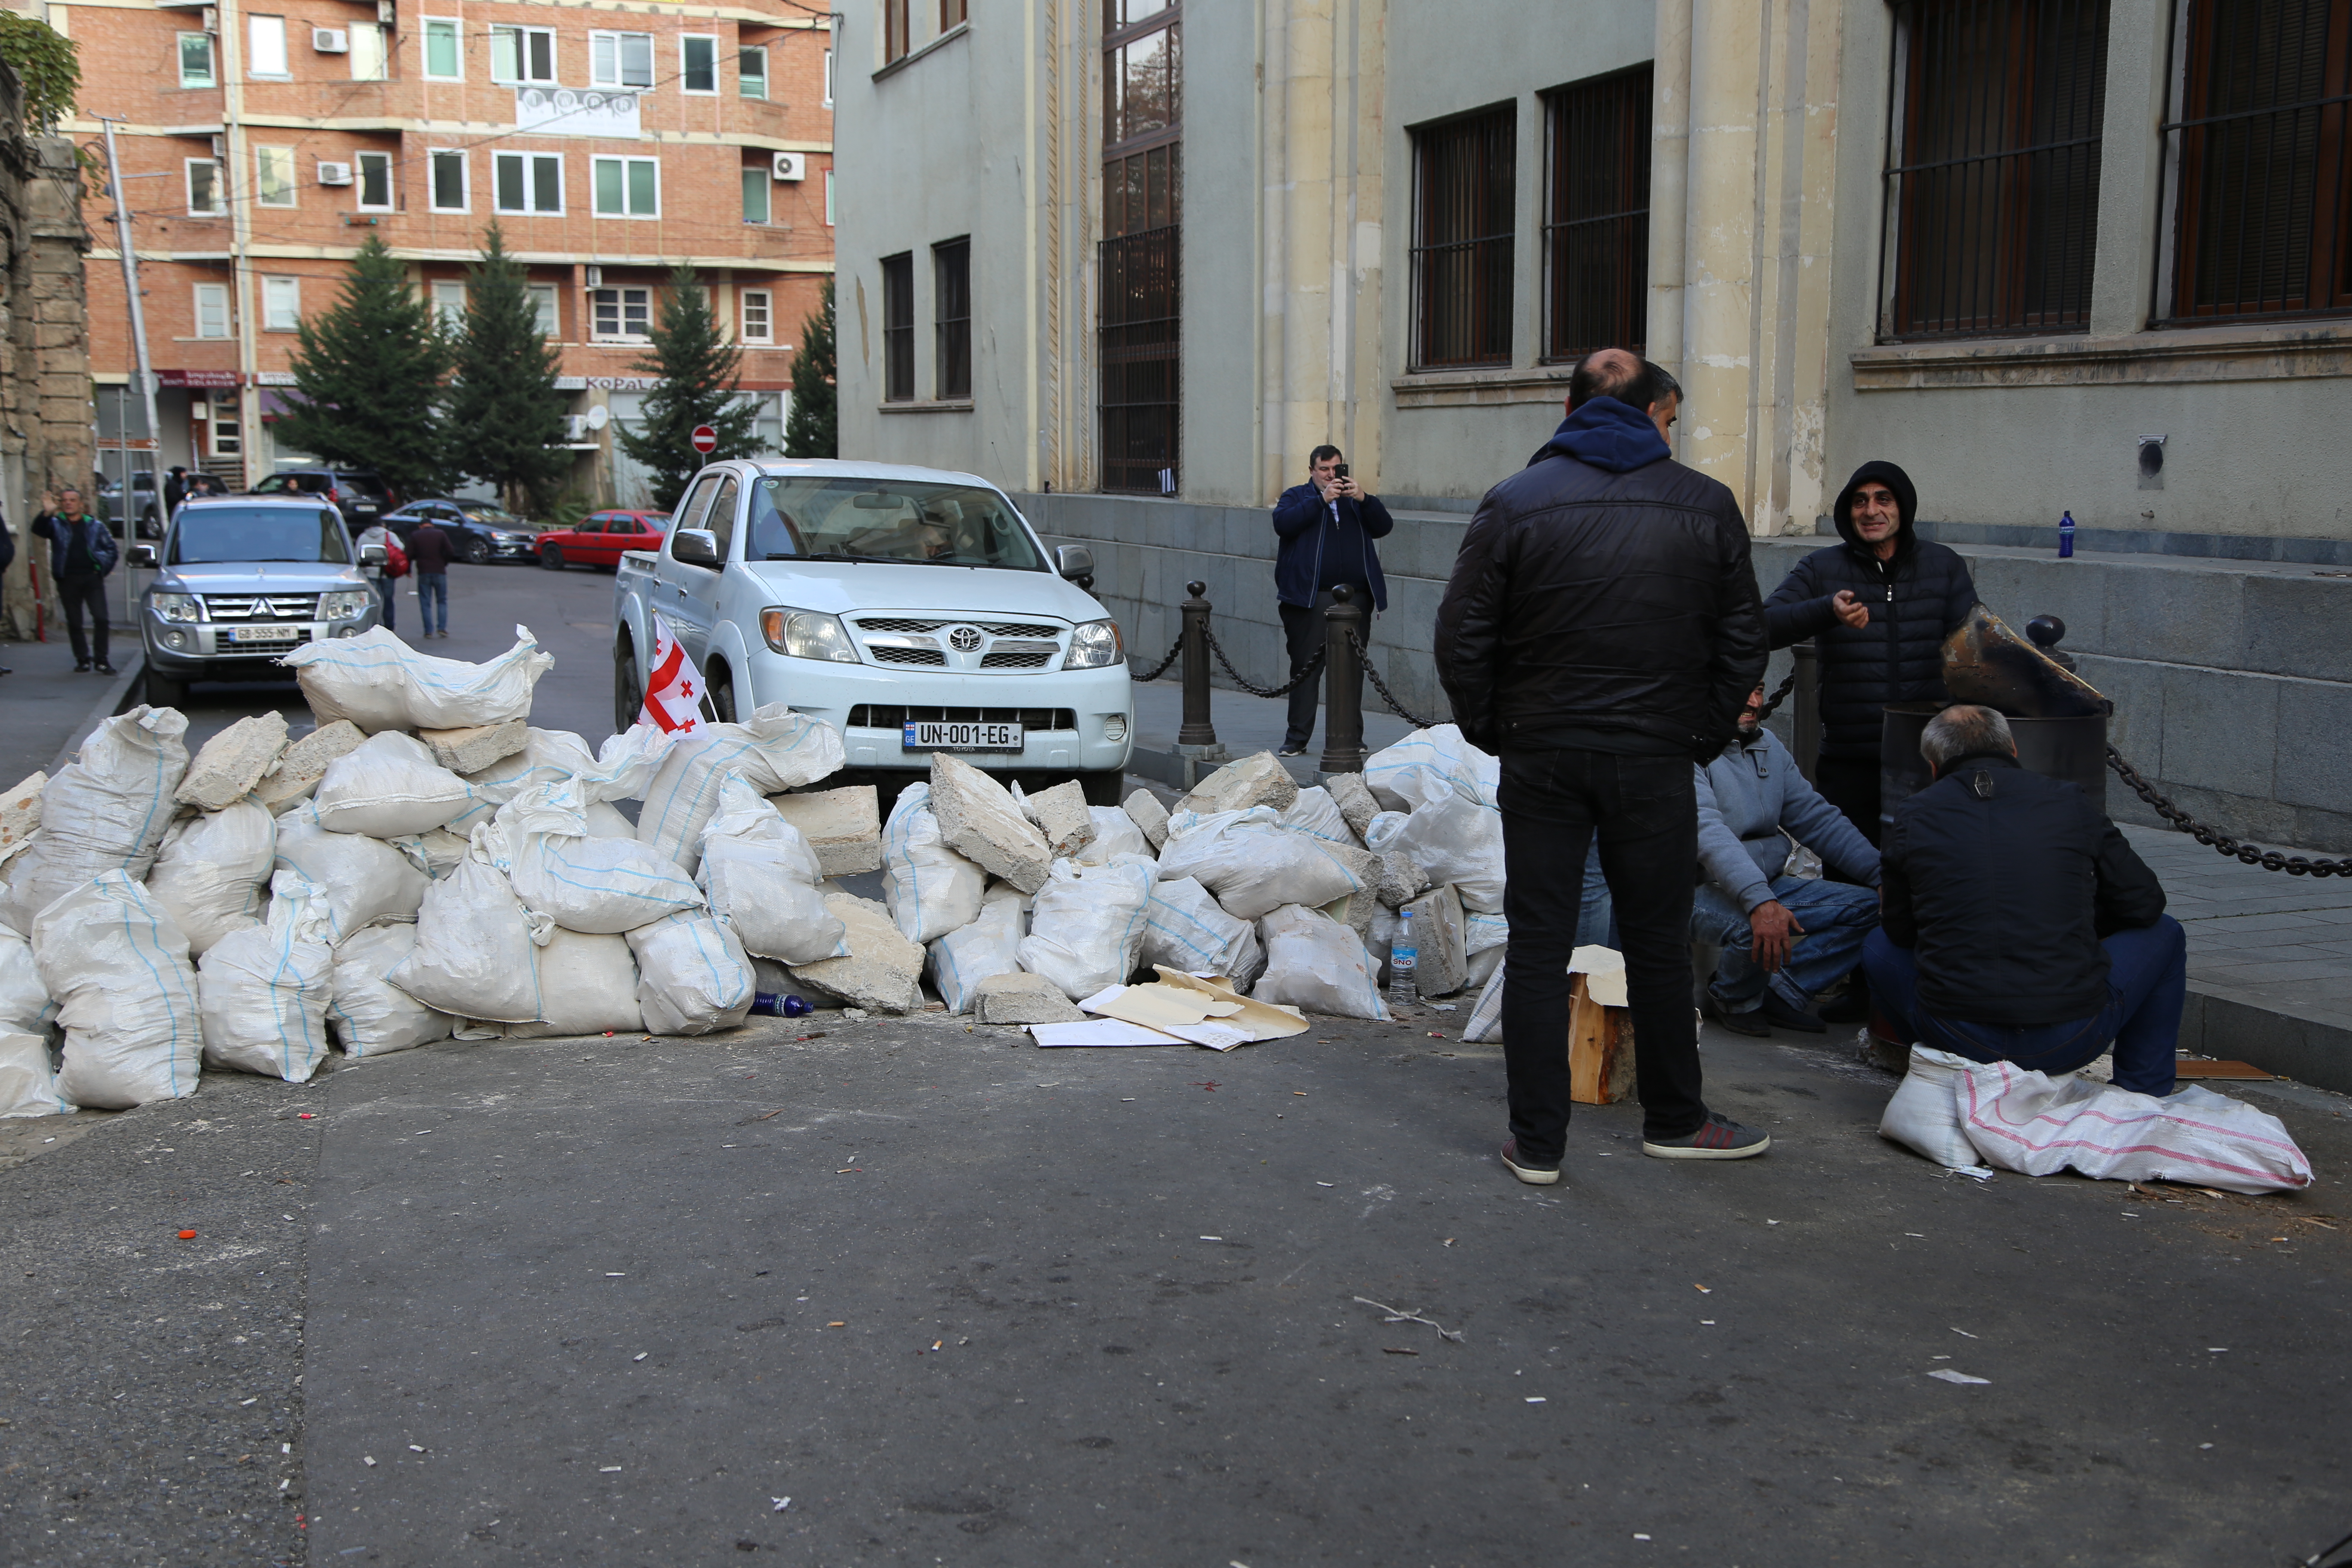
left=691, top=425, right=718, bottom=454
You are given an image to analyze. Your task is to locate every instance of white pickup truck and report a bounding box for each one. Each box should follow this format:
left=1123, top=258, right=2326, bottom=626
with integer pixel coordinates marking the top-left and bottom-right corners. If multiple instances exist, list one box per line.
left=612, top=459, right=1135, bottom=802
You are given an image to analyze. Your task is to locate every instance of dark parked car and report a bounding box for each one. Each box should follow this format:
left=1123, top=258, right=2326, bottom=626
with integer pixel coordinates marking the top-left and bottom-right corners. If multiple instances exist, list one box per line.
left=381, top=497, right=541, bottom=565
left=251, top=469, right=392, bottom=526
left=533, top=509, right=671, bottom=571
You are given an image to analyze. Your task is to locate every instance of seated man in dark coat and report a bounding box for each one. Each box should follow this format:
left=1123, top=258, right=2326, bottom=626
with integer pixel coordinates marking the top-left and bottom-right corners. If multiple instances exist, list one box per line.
left=1862, top=705, right=2185, bottom=1097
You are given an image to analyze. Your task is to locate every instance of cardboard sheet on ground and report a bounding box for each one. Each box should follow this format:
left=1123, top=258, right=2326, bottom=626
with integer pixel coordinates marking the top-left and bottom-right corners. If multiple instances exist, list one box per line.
left=1028, top=1019, right=1192, bottom=1048
left=1066, top=970, right=1311, bottom=1051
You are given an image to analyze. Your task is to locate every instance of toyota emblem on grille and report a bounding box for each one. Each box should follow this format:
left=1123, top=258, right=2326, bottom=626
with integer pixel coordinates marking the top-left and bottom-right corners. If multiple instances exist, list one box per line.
left=947, top=625, right=985, bottom=653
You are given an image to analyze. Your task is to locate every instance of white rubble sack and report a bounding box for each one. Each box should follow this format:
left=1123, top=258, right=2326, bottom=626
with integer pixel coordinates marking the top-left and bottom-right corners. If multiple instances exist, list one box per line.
left=385, top=828, right=471, bottom=881
left=1254, top=903, right=1389, bottom=1021
left=326, top=924, right=453, bottom=1057
left=284, top=623, right=555, bottom=734
left=313, top=731, right=484, bottom=838
left=1017, top=857, right=1155, bottom=1000
left=0, top=924, right=56, bottom=1034
left=1955, top=1060, right=2313, bottom=1194
left=1878, top=1046, right=1990, bottom=1170
left=1074, top=806, right=1149, bottom=866
left=0, top=1029, right=72, bottom=1117
left=1464, top=958, right=1507, bottom=1043
left=1278, top=787, right=1358, bottom=846
left=35, top=872, right=204, bottom=1109
left=628, top=910, right=755, bottom=1035
left=273, top=804, right=431, bottom=941
left=1155, top=808, right=1365, bottom=922
left=0, top=768, right=44, bottom=861
left=147, top=802, right=277, bottom=956
left=386, top=828, right=551, bottom=1023
left=197, top=870, right=336, bottom=1082
left=1364, top=724, right=1499, bottom=812
left=636, top=706, right=847, bottom=874
left=1386, top=783, right=1507, bottom=913
left=928, top=891, right=1026, bottom=1014
left=507, top=929, right=644, bottom=1038
left=696, top=778, right=846, bottom=965
left=1142, top=877, right=1265, bottom=987
left=882, top=782, right=989, bottom=944
left=498, top=780, right=704, bottom=935
left=4, top=707, right=190, bottom=932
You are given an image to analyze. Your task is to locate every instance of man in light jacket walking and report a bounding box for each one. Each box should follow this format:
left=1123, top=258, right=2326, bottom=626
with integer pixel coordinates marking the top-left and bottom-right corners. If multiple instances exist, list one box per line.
left=1270, top=446, right=1393, bottom=756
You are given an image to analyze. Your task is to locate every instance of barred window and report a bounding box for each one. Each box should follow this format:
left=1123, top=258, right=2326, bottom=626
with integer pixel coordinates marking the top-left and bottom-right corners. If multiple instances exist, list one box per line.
left=1099, top=0, right=1179, bottom=493
left=1544, top=67, right=1652, bottom=361
left=1411, top=104, right=1516, bottom=369
left=881, top=251, right=915, bottom=403
left=934, top=238, right=971, bottom=400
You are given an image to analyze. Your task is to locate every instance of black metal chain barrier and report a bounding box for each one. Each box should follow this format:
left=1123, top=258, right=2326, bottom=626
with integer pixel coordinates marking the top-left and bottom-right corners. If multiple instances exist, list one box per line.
left=1202, top=627, right=1325, bottom=698
left=2107, top=747, right=2352, bottom=877
left=1128, top=633, right=1184, bottom=684
left=1345, top=629, right=1442, bottom=729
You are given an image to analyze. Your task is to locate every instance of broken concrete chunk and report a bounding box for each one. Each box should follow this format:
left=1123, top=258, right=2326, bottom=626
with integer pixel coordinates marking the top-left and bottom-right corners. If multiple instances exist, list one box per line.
left=1403, top=882, right=1468, bottom=997
left=974, top=970, right=1084, bottom=1025
left=1324, top=772, right=1383, bottom=841
left=0, top=770, right=46, bottom=858
left=1319, top=888, right=1378, bottom=943
left=1122, top=788, right=1170, bottom=852
left=252, top=720, right=366, bottom=814
left=1023, top=779, right=1097, bottom=859
left=928, top=754, right=1052, bottom=894
left=1178, top=750, right=1299, bottom=818
left=786, top=893, right=924, bottom=1014
left=174, top=714, right=291, bottom=811
left=418, top=718, right=527, bottom=775
left=1328, top=843, right=1382, bottom=896
left=1375, top=850, right=1430, bottom=909
left=768, top=784, right=882, bottom=878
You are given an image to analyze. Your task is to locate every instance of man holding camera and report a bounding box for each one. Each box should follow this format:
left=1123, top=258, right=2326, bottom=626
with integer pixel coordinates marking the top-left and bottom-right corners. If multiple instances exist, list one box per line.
left=1271, top=445, right=1394, bottom=756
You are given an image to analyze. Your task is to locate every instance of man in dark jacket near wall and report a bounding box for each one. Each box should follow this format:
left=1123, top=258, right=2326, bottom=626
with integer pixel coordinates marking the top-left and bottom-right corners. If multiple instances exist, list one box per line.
left=32, top=487, right=120, bottom=674
left=1763, top=460, right=1976, bottom=844
left=1271, top=446, right=1393, bottom=755
left=1437, top=348, right=1771, bottom=1179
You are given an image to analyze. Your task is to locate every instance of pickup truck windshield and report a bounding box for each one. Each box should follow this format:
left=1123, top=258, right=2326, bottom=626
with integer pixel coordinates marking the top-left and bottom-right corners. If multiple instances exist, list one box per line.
left=170, top=507, right=350, bottom=565
left=748, top=477, right=1044, bottom=570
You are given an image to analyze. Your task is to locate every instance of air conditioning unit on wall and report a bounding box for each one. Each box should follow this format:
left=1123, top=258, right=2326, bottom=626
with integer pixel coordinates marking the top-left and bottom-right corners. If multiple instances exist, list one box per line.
left=312, top=27, right=349, bottom=52
left=317, top=161, right=353, bottom=186
left=771, top=152, right=805, bottom=182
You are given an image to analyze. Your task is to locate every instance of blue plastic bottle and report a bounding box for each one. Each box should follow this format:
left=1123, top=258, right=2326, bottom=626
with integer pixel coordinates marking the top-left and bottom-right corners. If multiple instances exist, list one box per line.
left=2058, top=509, right=2076, bottom=559
left=750, top=992, right=815, bottom=1018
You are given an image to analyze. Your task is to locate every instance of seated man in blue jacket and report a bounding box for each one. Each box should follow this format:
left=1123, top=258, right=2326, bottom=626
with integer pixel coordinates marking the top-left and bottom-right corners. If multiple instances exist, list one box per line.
left=1694, top=681, right=1883, bottom=1035
left=1271, top=446, right=1393, bottom=756
left=1863, top=704, right=2183, bottom=1097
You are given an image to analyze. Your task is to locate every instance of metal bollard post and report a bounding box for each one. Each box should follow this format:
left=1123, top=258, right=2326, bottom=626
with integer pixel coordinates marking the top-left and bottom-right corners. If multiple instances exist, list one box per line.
left=1792, top=643, right=1821, bottom=782
left=1177, top=580, right=1218, bottom=749
left=1319, top=585, right=1368, bottom=776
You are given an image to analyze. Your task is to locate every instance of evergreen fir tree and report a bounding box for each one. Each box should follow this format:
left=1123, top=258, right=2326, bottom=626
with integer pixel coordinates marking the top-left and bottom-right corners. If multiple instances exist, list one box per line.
left=613, top=264, right=761, bottom=511
left=444, top=223, right=569, bottom=514
left=784, top=279, right=837, bottom=459
left=274, top=236, right=452, bottom=498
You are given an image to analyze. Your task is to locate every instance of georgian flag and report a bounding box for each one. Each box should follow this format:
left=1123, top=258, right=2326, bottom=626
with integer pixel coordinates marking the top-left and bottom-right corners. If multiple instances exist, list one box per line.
left=636, top=612, right=708, bottom=734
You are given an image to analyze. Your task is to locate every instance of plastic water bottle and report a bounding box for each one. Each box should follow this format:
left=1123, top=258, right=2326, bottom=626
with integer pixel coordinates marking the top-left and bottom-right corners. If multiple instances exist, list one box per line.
left=2058, top=509, right=2076, bottom=559
left=750, top=992, right=815, bottom=1018
left=1389, top=906, right=1418, bottom=1011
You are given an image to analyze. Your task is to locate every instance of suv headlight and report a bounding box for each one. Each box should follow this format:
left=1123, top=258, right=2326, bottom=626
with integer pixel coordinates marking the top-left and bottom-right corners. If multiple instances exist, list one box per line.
left=760, top=607, right=859, bottom=662
left=150, top=591, right=201, bottom=623
left=319, top=589, right=375, bottom=621
left=1064, top=619, right=1124, bottom=669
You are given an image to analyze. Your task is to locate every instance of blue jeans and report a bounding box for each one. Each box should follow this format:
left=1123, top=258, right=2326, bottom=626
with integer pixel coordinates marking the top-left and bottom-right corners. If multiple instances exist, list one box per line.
left=374, top=576, right=396, bottom=630
left=1862, top=917, right=2186, bottom=1097
left=416, top=571, right=447, bottom=635
left=1575, top=841, right=1615, bottom=948
left=1692, top=875, right=1879, bottom=1013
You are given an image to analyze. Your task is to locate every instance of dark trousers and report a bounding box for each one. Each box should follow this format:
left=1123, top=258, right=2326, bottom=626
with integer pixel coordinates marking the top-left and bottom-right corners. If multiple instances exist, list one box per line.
left=1812, top=753, right=1880, bottom=847
left=58, top=574, right=108, bottom=666
left=1862, top=917, right=2187, bottom=1097
left=1498, top=747, right=1707, bottom=1151
left=373, top=576, right=396, bottom=630
left=1279, top=590, right=1371, bottom=750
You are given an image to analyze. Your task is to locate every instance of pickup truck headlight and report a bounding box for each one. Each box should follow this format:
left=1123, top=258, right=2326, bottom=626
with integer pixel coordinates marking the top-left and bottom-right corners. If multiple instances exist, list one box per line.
left=150, top=591, right=201, bottom=623
left=319, top=589, right=376, bottom=621
left=1064, top=619, right=1124, bottom=669
left=760, top=606, right=859, bottom=663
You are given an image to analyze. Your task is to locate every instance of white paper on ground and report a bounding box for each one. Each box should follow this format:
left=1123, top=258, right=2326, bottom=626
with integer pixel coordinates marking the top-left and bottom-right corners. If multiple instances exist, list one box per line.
left=1028, top=1019, right=1188, bottom=1048
left=1569, top=944, right=1628, bottom=1006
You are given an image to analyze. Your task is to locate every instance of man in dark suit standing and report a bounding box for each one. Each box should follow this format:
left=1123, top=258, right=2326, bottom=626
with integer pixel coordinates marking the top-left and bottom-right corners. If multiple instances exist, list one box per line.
left=1270, top=446, right=1394, bottom=756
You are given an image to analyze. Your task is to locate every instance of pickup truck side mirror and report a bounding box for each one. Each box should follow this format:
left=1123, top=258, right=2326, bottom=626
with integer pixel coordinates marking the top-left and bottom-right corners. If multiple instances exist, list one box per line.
left=1055, top=545, right=1095, bottom=588
left=359, top=544, right=387, bottom=565
left=671, top=528, right=722, bottom=568
left=128, top=543, right=159, bottom=568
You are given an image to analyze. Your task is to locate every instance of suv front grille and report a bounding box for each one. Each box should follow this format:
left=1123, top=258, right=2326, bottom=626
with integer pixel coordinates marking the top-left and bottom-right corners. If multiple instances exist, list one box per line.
left=203, top=593, right=320, bottom=621
left=848, top=705, right=1077, bottom=731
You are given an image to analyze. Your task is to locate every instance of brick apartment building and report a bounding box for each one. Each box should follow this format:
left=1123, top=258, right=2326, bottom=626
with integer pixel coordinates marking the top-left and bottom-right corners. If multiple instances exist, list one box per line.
left=52, top=0, right=833, bottom=505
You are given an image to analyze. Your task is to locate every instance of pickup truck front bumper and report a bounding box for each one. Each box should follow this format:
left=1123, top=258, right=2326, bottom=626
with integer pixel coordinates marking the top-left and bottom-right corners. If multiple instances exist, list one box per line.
left=742, top=651, right=1133, bottom=775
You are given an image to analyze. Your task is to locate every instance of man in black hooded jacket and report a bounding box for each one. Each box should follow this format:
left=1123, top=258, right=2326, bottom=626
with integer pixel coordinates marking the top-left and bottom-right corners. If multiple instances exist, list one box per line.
left=1763, top=460, right=1976, bottom=844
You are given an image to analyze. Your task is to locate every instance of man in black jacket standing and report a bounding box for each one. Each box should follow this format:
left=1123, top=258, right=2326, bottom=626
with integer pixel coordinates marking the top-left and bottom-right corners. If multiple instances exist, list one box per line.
left=1763, top=461, right=1976, bottom=844
left=1863, top=705, right=2184, bottom=1097
left=1270, top=446, right=1393, bottom=756
left=31, top=487, right=119, bottom=674
left=1436, top=348, right=1770, bottom=1179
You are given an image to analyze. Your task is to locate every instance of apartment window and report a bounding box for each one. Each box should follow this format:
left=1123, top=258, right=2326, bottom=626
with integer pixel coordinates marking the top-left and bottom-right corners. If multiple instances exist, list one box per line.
left=884, top=0, right=910, bottom=64
left=591, top=286, right=652, bottom=341
left=211, top=416, right=242, bottom=456
left=740, top=45, right=769, bottom=99
left=177, top=33, right=214, bottom=88
left=881, top=251, right=915, bottom=401
left=490, top=25, right=555, bottom=84
left=1543, top=67, right=1652, bottom=361
left=741, top=166, right=771, bottom=224
left=942, top=0, right=968, bottom=27
left=590, top=31, right=654, bottom=89
left=429, top=149, right=468, bottom=212
left=593, top=156, right=659, bottom=217
left=248, top=14, right=288, bottom=76
left=1100, top=0, right=1181, bottom=493
left=1882, top=0, right=2110, bottom=340
left=432, top=281, right=467, bottom=329
left=186, top=159, right=225, bottom=216
left=1411, top=104, right=1516, bottom=369
left=349, top=21, right=387, bottom=80
left=741, top=288, right=773, bottom=343
left=934, top=238, right=971, bottom=399
left=494, top=151, right=564, bottom=214
left=825, top=169, right=836, bottom=225
left=193, top=283, right=231, bottom=338
left=356, top=150, right=393, bottom=210
left=681, top=35, right=718, bottom=94
left=262, top=276, right=300, bottom=332
left=423, top=17, right=461, bottom=79
left=528, top=284, right=559, bottom=337
left=2159, top=0, right=2352, bottom=325
left=824, top=48, right=835, bottom=104
left=254, top=146, right=296, bottom=208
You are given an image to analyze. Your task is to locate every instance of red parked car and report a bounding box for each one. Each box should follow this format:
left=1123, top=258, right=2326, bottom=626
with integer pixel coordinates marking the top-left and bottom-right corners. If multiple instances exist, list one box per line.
left=536, top=509, right=672, bottom=571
